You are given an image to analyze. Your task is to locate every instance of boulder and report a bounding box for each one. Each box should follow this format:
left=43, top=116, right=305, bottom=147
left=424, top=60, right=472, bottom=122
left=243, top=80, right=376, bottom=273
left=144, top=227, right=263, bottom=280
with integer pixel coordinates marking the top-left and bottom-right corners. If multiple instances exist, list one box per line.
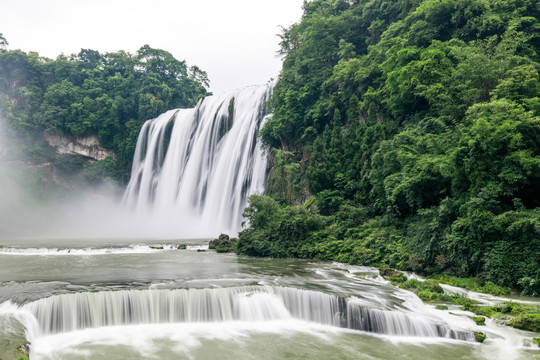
left=209, top=234, right=238, bottom=253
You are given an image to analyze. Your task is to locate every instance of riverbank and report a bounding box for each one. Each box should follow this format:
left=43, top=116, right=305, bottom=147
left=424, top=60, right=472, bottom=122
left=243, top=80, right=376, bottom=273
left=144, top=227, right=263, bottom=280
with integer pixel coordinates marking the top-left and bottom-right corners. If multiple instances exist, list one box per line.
left=380, top=266, right=540, bottom=336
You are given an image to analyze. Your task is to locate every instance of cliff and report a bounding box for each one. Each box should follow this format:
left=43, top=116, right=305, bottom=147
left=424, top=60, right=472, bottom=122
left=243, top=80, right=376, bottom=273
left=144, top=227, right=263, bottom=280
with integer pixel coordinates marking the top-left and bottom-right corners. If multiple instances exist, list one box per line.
left=45, top=134, right=115, bottom=161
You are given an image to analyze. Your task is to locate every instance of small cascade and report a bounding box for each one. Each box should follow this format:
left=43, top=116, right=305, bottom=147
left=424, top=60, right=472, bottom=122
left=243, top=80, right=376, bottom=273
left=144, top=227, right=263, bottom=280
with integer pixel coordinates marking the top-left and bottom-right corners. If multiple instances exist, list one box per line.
left=123, top=85, right=272, bottom=236
left=0, top=244, right=207, bottom=256
left=21, top=286, right=474, bottom=341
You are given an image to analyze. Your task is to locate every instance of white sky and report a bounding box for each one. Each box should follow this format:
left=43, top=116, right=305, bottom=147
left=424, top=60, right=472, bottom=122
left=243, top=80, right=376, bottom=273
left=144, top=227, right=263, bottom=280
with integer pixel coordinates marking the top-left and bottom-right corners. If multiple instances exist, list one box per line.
left=1, top=0, right=305, bottom=94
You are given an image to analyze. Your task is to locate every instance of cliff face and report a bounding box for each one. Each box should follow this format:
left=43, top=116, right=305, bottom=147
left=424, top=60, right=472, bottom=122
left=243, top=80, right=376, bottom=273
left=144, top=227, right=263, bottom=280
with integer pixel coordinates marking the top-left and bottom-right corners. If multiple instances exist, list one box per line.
left=45, top=134, right=115, bottom=161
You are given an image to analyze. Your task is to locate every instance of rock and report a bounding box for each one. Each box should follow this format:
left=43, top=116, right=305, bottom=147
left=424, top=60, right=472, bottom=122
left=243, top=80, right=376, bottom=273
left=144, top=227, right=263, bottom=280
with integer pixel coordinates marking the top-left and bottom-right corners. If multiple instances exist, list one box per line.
left=533, top=338, right=540, bottom=347
left=209, top=234, right=238, bottom=253
left=218, top=234, right=230, bottom=242
left=473, top=316, right=486, bottom=326
left=45, top=133, right=115, bottom=161
left=378, top=265, right=400, bottom=278
left=209, top=234, right=229, bottom=249
left=435, top=304, right=448, bottom=310
left=474, top=331, right=486, bottom=343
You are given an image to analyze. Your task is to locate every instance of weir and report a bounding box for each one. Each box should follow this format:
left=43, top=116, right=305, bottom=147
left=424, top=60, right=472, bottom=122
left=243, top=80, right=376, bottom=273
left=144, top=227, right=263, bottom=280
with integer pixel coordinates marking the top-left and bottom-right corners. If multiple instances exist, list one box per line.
left=22, top=286, right=474, bottom=341
left=123, top=85, right=272, bottom=235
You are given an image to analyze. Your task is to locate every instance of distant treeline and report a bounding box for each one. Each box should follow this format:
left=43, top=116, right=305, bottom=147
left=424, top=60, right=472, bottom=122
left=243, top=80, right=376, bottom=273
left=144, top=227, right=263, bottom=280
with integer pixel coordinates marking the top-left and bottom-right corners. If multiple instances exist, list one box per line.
left=0, top=37, right=209, bottom=183
left=237, top=0, right=540, bottom=295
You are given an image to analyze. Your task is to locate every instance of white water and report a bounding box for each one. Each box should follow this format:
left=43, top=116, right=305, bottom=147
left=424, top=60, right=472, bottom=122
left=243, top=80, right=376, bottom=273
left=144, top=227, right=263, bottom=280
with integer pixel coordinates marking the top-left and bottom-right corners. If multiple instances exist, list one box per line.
left=0, top=284, right=479, bottom=359
left=0, top=244, right=208, bottom=256
left=12, top=286, right=472, bottom=341
left=1, top=248, right=539, bottom=359
left=123, top=85, right=271, bottom=236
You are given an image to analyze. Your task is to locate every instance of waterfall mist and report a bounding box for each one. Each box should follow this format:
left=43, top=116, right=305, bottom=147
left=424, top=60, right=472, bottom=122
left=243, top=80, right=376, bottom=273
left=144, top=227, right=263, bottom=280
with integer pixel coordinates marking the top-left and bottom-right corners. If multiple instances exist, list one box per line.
left=0, top=114, right=126, bottom=239
left=0, top=84, right=271, bottom=241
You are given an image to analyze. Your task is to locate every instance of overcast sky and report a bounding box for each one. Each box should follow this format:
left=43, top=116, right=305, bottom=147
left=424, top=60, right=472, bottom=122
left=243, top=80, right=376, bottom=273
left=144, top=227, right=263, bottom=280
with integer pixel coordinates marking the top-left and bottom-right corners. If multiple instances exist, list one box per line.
left=1, top=0, right=304, bottom=94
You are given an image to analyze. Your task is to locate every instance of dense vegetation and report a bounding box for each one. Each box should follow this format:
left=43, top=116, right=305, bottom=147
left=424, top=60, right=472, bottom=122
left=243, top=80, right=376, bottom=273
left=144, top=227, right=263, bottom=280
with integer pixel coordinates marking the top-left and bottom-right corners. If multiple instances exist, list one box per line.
left=0, top=35, right=209, bottom=185
left=378, top=267, right=540, bottom=333
left=238, top=0, right=540, bottom=295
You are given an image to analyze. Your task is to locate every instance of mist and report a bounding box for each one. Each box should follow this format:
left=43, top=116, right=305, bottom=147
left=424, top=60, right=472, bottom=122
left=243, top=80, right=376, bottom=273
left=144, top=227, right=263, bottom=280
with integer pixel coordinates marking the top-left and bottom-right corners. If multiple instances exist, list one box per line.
left=0, top=117, right=212, bottom=245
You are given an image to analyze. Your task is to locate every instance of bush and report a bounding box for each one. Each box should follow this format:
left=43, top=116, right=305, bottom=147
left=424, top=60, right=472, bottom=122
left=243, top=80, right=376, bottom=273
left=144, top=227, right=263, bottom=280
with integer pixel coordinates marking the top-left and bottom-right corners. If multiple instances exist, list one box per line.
left=518, top=275, right=540, bottom=297
left=83, top=157, right=121, bottom=184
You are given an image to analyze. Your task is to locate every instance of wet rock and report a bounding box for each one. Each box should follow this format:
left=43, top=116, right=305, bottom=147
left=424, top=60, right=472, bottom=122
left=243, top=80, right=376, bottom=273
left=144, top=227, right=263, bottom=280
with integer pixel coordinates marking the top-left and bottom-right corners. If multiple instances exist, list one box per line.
left=474, top=331, right=486, bottom=343
left=209, top=234, right=238, bottom=253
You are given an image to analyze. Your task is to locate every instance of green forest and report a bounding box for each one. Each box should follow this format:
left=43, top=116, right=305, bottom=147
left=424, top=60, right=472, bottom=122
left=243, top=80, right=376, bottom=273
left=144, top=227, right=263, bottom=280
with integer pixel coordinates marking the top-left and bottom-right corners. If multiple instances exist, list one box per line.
left=0, top=36, right=209, bottom=186
left=1, top=0, right=539, bottom=295
left=237, top=0, right=540, bottom=296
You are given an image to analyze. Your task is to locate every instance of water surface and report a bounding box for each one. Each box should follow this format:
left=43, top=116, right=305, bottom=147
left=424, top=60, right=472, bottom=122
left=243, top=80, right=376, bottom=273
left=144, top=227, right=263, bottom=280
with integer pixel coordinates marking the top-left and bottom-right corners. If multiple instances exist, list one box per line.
left=0, top=238, right=538, bottom=360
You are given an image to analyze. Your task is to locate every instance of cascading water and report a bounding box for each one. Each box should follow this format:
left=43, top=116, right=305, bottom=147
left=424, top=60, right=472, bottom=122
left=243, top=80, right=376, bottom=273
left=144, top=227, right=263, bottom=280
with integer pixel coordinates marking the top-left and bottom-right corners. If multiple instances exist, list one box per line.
left=2, top=249, right=536, bottom=359
left=123, top=85, right=272, bottom=236
left=18, top=286, right=473, bottom=341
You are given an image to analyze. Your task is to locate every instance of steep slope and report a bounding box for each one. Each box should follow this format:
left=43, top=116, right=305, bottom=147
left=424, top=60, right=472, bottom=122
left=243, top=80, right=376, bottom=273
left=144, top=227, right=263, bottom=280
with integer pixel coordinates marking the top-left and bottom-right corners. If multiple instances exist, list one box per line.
left=238, top=0, right=540, bottom=295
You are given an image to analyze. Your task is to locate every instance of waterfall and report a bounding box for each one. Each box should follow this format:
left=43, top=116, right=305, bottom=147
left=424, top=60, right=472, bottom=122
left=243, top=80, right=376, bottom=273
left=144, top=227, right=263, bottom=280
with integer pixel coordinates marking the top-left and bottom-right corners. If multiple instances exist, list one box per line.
left=123, top=85, right=272, bottom=236
left=21, top=286, right=474, bottom=341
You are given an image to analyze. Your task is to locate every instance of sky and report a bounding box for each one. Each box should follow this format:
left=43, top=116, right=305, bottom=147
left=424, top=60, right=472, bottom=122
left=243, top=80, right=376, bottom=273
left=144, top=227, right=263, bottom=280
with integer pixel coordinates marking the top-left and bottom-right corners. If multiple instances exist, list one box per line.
left=1, top=0, right=305, bottom=94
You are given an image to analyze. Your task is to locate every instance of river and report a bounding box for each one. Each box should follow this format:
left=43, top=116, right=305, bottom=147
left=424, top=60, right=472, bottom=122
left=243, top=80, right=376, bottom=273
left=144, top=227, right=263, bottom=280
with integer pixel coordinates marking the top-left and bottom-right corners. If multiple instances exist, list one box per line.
left=0, top=237, right=538, bottom=360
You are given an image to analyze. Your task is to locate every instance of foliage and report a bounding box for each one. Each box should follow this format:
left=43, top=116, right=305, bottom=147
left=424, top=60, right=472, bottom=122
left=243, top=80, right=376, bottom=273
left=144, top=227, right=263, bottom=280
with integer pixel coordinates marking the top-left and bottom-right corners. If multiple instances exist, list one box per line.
left=0, top=41, right=209, bottom=183
left=434, top=275, right=511, bottom=296
left=209, top=234, right=238, bottom=253
left=474, top=331, right=486, bottom=343
left=238, top=195, right=409, bottom=267
left=467, top=302, right=540, bottom=333
left=239, top=0, right=540, bottom=294
left=238, top=195, right=326, bottom=258
left=378, top=267, right=540, bottom=333
left=83, top=157, right=123, bottom=184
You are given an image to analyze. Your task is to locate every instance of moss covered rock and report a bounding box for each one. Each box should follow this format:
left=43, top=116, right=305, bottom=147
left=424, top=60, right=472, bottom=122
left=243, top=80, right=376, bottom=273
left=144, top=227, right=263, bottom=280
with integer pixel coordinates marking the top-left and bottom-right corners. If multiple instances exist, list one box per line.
left=472, top=316, right=486, bottom=326
left=474, top=331, right=487, bottom=343
left=209, top=234, right=238, bottom=253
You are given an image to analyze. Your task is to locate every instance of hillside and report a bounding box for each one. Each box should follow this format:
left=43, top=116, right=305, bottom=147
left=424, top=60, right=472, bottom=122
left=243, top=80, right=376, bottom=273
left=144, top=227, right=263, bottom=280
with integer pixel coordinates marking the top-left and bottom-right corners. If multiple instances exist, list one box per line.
left=237, top=0, right=540, bottom=295
left=0, top=39, right=209, bottom=192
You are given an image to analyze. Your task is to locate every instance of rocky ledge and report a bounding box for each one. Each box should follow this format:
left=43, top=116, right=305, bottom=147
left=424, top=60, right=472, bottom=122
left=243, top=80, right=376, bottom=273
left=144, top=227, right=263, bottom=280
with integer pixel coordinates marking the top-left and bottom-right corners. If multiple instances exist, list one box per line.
left=45, top=133, right=115, bottom=161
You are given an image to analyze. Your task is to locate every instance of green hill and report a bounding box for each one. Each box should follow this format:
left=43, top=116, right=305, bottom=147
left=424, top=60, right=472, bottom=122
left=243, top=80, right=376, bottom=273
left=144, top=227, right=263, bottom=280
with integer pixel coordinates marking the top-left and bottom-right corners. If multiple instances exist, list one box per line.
left=238, top=0, right=540, bottom=296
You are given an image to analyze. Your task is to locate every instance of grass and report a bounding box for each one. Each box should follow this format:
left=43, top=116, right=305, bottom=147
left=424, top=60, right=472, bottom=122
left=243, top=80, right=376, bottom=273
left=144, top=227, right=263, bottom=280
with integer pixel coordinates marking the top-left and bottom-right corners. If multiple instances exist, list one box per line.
left=466, top=302, right=540, bottom=333
left=433, top=275, right=511, bottom=296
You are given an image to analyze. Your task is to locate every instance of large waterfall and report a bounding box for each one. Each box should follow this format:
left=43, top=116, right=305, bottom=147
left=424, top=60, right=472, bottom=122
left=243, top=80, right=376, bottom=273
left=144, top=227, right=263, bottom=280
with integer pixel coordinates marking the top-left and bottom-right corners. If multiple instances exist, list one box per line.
left=123, top=85, right=272, bottom=236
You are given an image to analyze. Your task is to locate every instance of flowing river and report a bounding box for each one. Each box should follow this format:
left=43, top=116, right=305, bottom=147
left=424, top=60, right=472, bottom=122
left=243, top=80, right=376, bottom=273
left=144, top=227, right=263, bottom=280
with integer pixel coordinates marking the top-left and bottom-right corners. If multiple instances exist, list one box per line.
left=0, top=237, right=539, bottom=360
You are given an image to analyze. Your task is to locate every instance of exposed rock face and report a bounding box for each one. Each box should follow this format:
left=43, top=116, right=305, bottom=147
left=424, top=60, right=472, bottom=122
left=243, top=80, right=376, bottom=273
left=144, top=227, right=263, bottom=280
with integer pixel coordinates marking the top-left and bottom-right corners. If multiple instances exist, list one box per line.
left=45, top=133, right=115, bottom=161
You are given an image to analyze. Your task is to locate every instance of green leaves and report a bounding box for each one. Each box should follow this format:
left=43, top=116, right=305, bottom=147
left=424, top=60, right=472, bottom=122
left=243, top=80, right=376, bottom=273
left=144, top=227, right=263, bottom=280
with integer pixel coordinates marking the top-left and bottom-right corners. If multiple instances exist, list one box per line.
left=238, top=195, right=325, bottom=258
left=0, top=45, right=209, bottom=182
left=252, top=0, right=540, bottom=292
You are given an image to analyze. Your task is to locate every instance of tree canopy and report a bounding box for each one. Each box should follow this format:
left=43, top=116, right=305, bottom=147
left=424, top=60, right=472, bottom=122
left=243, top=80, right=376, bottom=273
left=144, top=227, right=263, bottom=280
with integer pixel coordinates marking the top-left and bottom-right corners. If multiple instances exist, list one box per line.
left=240, top=0, right=540, bottom=295
left=0, top=41, right=209, bottom=183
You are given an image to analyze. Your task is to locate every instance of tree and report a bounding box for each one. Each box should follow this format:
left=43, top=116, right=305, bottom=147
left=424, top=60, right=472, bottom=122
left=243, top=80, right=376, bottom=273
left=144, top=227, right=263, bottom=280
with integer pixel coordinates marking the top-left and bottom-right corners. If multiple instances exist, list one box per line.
left=0, top=44, right=209, bottom=183
left=245, top=0, right=540, bottom=292
left=0, top=33, right=7, bottom=50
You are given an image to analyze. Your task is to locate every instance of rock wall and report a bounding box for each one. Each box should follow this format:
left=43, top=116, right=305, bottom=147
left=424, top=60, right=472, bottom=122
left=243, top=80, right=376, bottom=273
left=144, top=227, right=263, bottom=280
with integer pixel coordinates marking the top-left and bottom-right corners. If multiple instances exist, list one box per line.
left=45, top=134, right=115, bottom=161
